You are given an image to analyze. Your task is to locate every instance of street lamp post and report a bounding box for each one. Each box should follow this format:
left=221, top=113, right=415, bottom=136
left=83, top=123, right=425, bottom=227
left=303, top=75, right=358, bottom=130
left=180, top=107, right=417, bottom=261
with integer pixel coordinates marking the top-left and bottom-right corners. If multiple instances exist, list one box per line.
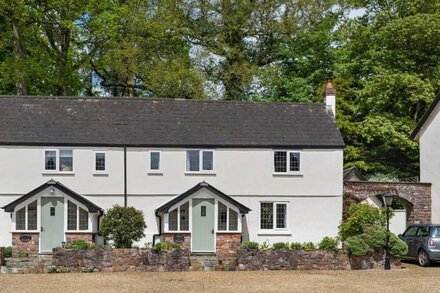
left=383, top=192, right=394, bottom=270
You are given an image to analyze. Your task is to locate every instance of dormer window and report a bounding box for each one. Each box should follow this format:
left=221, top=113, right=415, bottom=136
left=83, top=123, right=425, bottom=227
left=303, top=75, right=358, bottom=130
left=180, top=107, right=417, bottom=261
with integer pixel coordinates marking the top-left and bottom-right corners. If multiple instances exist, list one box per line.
left=274, top=151, right=301, bottom=173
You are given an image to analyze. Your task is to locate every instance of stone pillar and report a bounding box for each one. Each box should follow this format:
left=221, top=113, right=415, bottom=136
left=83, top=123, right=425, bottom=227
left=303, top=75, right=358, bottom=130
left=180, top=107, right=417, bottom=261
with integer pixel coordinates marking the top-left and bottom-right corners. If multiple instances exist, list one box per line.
left=0, top=247, right=5, bottom=266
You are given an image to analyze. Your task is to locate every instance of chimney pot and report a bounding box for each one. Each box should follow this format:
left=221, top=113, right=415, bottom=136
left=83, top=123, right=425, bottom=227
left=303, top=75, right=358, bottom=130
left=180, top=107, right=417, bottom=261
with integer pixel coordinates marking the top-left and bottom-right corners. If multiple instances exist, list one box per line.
left=325, top=78, right=336, bottom=117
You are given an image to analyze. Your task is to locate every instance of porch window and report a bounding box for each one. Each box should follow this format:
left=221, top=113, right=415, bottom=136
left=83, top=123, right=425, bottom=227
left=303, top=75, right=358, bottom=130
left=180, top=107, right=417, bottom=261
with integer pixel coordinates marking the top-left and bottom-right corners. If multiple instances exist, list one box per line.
left=44, top=149, right=73, bottom=172
left=274, top=151, right=301, bottom=173
left=168, top=202, right=189, bottom=232
left=15, top=200, right=38, bottom=231
left=186, top=150, right=214, bottom=172
left=16, top=207, right=26, bottom=230
left=68, top=200, right=89, bottom=231
left=260, top=202, right=287, bottom=230
left=27, top=200, right=38, bottom=230
left=217, top=202, right=238, bottom=232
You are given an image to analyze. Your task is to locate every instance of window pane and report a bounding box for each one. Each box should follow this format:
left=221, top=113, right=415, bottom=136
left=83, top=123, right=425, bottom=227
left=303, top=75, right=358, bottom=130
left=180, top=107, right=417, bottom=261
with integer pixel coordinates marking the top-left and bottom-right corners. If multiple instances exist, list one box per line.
left=229, top=208, right=238, bottom=231
left=274, top=151, right=287, bottom=172
left=179, top=202, right=189, bottom=231
left=218, top=202, right=227, bottom=231
left=79, top=207, right=88, bottom=230
left=68, top=201, right=77, bottom=230
left=186, top=150, right=200, bottom=171
left=260, top=203, right=273, bottom=229
left=95, top=153, right=106, bottom=171
left=16, top=207, right=26, bottom=230
left=45, top=151, right=57, bottom=170
left=290, top=152, right=300, bottom=172
left=150, top=152, right=160, bottom=170
left=202, top=151, right=213, bottom=170
left=60, top=150, right=73, bottom=171
left=169, top=208, right=178, bottom=231
left=27, top=201, right=37, bottom=230
left=276, top=204, right=287, bottom=229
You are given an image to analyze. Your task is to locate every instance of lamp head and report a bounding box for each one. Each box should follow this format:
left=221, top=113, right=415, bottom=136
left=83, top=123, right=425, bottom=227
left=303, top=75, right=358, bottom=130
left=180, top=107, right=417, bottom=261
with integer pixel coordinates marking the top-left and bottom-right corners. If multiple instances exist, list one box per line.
left=383, top=192, right=393, bottom=207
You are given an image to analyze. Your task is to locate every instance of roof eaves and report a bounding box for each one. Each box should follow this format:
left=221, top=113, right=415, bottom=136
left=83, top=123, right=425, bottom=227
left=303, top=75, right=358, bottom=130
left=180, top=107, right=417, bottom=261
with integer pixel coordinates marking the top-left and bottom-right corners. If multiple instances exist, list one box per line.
left=410, top=91, right=440, bottom=140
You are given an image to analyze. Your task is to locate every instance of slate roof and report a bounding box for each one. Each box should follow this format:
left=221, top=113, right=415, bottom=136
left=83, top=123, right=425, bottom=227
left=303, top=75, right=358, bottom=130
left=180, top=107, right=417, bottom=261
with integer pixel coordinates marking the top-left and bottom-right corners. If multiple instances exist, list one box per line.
left=410, top=91, right=440, bottom=140
left=2, top=179, right=103, bottom=213
left=156, top=181, right=251, bottom=214
left=343, top=166, right=367, bottom=182
left=0, top=96, right=344, bottom=148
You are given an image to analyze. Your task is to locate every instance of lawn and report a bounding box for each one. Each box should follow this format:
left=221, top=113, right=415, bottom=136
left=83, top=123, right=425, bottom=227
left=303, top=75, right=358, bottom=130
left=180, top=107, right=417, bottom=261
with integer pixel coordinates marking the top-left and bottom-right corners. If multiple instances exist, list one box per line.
left=0, top=263, right=439, bottom=293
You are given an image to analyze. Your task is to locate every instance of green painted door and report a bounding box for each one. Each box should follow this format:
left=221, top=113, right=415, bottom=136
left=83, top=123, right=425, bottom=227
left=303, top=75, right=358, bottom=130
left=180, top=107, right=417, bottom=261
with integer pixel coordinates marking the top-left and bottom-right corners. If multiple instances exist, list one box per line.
left=192, top=199, right=215, bottom=252
left=41, top=197, right=65, bottom=253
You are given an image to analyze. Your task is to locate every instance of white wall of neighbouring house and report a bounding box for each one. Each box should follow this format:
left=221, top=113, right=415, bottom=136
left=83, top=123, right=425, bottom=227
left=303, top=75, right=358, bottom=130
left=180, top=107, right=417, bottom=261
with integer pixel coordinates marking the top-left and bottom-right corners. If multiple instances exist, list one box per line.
left=419, top=105, right=440, bottom=223
left=0, top=146, right=343, bottom=246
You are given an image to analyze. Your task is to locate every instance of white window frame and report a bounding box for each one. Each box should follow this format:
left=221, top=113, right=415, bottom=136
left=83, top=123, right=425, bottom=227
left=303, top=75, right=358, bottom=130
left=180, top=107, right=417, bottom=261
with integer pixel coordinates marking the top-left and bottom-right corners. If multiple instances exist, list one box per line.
left=259, top=201, right=289, bottom=232
left=148, top=150, right=162, bottom=173
left=66, top=199, right=91, bottom=232
left=185, top=149, right=215, bottom=174
left=93, top=151, right=107, bottom=174
left=43, top=149, right=74, bottom=173
left=216, top=200, right=239, bottom=233
left=273, top=150, right=302, bottom=175
left=165, top=201, right=190, bottom=232
left=13, top=199, right=40, bottom=232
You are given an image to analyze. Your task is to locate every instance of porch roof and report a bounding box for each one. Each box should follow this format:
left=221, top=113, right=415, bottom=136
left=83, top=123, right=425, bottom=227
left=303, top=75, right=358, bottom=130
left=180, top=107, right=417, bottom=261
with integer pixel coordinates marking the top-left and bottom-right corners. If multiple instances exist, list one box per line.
left=2, top=179, right=103, bottom=213
left=156, top=181, right=251, bottom=214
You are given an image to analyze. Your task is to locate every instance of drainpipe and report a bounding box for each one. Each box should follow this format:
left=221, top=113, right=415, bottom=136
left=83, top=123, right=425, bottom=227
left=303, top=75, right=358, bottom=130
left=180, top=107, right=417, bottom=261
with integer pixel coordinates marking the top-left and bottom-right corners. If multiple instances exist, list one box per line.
left=124, top=146, right=127, bottom=207
left=152, top=212, right=162, bottom=246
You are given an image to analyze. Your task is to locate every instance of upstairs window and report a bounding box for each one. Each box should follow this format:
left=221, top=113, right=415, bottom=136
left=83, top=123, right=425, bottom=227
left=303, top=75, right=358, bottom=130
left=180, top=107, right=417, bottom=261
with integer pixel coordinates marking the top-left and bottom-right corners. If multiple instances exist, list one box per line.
left=95, top=152, right=106, bottom=171
left=260, top=202, right=288, bottom=230
left=45, top=149, right=73, bottom=172
left=186, top=150, right=214, bottom=172
left=274, top=151, right=301, bottom=173
left=149, top=151, right=161, bottom=171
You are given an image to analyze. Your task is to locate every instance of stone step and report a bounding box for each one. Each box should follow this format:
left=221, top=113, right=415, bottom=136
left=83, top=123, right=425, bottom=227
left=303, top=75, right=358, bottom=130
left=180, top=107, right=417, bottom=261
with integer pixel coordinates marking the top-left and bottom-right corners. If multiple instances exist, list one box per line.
left=189, top=255, right=238, bottom=272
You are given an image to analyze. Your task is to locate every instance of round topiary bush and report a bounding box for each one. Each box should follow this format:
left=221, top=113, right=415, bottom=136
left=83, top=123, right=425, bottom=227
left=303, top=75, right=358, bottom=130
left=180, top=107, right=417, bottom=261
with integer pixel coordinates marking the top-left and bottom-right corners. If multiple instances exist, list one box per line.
left=100, top=205, right=147, bottom=248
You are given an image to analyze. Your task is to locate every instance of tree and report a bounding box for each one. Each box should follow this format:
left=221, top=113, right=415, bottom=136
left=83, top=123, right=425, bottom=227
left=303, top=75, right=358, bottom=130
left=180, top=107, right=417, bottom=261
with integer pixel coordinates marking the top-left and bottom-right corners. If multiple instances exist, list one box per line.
left=100, top=205, right=147, bottom=248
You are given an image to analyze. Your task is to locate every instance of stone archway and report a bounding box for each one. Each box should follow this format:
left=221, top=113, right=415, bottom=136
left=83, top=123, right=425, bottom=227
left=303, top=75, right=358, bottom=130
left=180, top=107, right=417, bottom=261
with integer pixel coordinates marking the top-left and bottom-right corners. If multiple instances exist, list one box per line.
left=343, top=182, right=431, bottom=225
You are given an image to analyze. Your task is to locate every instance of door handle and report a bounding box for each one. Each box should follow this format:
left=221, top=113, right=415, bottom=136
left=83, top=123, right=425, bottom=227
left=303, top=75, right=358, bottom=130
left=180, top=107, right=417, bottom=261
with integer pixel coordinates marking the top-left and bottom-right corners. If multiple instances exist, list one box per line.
left=211, top=229, right=214, bottom=234
left=41, top=226, right=44, bottom=232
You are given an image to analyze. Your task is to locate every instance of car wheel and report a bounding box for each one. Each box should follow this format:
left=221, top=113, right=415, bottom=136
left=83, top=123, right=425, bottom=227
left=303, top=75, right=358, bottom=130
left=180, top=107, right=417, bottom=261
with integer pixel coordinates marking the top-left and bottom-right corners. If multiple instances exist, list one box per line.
left=418, top=249, right=431, bottom=267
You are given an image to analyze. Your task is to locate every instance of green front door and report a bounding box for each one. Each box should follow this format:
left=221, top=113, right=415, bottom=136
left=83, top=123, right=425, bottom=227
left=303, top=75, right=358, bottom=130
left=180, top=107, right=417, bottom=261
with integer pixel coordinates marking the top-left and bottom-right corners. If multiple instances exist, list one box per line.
left=192, top=199, right=215, bottom=253
left=41, top=197, right=65, bottom=253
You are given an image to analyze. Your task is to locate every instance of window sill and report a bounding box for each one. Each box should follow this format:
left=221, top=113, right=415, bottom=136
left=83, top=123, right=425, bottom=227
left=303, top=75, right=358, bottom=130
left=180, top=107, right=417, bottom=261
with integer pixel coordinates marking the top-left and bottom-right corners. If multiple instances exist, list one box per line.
left=216, top=230, right=241, bottom=234
left=257, top=230, right=292, bottom=236
left=11, top=230, right=40, bottom=233
left=273, top=172, right=303, bottom=177
left=185, top=172, right=216, bottom=176
left=65, top=231, right=93, bottom=233
left=164, top=231, right=191, bottom=233
left=93, top=172, right=109, bottom=176
left=42, top=171, right=75, bottom=176
left=147, top=171, right=163, bottom=176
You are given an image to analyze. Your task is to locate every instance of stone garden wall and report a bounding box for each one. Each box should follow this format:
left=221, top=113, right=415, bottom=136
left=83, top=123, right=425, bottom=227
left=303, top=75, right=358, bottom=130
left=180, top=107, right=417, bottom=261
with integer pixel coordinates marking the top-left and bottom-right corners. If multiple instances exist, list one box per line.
left=52, top=248, right=190, bottom=272
left=237, top=249, right=401, bottom=270
left=0, top=247, right=5, bottom=266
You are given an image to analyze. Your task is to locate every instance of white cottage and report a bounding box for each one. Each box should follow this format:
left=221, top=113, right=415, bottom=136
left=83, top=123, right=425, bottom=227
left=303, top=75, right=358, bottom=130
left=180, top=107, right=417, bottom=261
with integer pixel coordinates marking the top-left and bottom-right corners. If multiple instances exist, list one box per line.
left=411, top=92, right=440, bottom=223
left=0, top=82, right=344, bottom=256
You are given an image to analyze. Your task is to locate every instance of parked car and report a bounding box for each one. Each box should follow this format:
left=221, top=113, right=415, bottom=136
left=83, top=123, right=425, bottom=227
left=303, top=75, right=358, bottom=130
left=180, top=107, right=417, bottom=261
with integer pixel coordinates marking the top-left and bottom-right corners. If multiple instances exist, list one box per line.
left=399, top=224, right=440, bottom=267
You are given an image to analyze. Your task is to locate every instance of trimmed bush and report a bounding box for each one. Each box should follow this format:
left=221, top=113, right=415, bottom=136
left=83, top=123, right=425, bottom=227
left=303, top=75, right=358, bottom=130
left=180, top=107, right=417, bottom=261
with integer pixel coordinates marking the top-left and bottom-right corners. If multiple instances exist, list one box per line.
left=318, top=236, right=339, bottom=252
left=290, top=242, right=302, bottom=249
left=301, top=242, right=316, bottom=251
left=272, top=242, right=290, bottom=250
left=100, top=205, right=147, bottom=248
left=66, top=240, right=91, bottom=250
left=345, top=236, right=370, bottom=257
left=4, top=246, right=12, bottom=257
left=389, top=233, right=408, bottom=257
left=240, top=241, right=259, bottom=250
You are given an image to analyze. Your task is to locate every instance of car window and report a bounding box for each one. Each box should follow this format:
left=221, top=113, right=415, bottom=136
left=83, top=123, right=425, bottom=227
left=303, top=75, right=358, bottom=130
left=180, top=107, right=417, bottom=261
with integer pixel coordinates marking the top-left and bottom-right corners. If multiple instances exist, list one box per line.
left=417, top=227, right=429, bottom=237
left=404, top=226, right=419, bottom=237
left=431, top=227, right=440, bottom=238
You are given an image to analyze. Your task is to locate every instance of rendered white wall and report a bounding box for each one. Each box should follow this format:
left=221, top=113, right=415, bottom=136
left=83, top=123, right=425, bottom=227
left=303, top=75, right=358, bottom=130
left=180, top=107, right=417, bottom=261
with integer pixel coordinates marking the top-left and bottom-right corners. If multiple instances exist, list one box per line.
left=419, top=105, right=440, bottom=223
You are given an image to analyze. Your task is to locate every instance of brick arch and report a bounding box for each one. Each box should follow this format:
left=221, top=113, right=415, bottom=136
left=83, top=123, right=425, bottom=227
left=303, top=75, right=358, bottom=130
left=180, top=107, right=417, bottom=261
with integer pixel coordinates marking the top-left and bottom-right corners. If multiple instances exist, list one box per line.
left=343, top=181, right=431, bottom=225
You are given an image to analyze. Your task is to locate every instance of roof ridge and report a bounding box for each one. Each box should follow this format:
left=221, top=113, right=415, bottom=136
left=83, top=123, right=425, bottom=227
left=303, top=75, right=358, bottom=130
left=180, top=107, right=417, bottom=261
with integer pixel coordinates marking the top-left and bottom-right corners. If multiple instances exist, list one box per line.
left=0, top=95, right=325, bottom=107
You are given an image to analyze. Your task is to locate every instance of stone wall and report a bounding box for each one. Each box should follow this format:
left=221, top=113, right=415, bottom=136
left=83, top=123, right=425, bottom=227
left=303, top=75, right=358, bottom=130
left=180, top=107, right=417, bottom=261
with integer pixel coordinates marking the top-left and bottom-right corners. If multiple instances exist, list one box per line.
left=52, top=248, right=190, bottom=272
left=344, top=181, right=432, bottom=225
left=216, top=233, right=241, bottom=260
left=0, top=247, right=4, bottom=266
left=12, top=232, right=39, bottom=257
left=65, top=233, right=95, bottom=245
left=237, top=249, right=400, bottom=270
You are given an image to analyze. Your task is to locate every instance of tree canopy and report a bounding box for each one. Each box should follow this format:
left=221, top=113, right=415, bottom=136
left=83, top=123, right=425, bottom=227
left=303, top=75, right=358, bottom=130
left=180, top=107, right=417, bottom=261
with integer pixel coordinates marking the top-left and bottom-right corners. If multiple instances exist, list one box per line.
left=1, top=0, right=438, bottom=177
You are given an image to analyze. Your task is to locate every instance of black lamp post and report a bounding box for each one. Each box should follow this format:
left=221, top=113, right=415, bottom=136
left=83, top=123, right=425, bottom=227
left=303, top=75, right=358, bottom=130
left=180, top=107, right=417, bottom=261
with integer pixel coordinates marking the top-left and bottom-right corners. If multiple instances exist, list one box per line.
left=383, top=192, right=393, bottom=270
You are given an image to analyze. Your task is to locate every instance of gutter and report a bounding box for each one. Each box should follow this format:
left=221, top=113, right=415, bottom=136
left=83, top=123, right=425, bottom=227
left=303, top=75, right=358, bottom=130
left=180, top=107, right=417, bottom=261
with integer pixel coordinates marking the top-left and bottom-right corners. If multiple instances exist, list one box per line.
left=152, top=212, right=162, bottom=246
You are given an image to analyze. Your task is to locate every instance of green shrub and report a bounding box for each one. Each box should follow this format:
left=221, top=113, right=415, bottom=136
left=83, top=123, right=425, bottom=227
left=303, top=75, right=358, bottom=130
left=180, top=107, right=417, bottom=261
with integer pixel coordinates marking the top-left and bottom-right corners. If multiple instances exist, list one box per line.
left=4, top=246, right=12, bottom=257
left=17, top=251, right=28, bottom=258
left=153, top=242, right=182, bottom=250
left=240, top=241, right=259, bottom=250
left=345, top=236, right=370, bottom=257
left=290, top=242, right=302, bottom=249
left=259, top=241, right=270, bottom=250
left=272, top=242, right=290, bottom=250
left=100, top=205, right=147, bottom=248
left=66, top=240, right=91, bottom=250
left=389, top=233, right=408, bottom=257
left=318, top=236, right=339, bottom=252
left=301, top=242, right=316, bottom=251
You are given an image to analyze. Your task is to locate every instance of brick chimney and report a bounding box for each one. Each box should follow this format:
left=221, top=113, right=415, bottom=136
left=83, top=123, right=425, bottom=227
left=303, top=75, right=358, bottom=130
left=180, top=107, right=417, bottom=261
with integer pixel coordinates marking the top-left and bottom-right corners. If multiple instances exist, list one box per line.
left=325, top=78, right=336, bottom=117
